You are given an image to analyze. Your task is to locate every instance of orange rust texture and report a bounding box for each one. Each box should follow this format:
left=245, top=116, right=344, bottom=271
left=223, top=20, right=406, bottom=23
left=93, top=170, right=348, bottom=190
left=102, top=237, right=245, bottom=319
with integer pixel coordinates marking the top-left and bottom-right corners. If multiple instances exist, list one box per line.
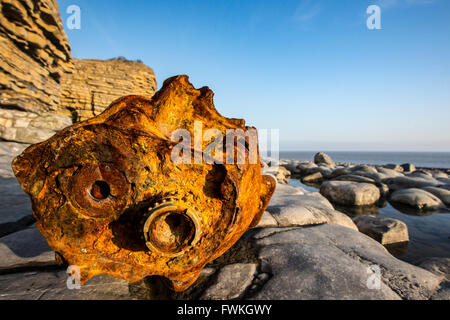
left=11, top=75, right=275, bottom=291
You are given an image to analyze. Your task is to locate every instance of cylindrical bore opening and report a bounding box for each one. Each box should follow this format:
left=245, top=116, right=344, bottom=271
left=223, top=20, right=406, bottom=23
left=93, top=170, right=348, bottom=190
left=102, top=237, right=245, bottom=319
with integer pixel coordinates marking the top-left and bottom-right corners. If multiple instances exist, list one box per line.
left=147, top=211, right=195, bottom=255
left=90, top=180, right=110, bottom=200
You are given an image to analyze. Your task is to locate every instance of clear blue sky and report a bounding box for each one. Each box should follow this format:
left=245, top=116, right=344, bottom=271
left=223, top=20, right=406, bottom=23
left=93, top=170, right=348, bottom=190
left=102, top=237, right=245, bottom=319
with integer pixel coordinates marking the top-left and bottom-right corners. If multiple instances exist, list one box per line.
left=58, top=0, right=450, bottom=152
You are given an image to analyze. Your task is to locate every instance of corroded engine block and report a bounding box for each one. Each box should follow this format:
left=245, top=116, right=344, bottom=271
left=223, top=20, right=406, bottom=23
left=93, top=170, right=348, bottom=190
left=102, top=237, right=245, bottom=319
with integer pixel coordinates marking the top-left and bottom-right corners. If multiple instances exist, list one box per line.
left=12, top=75, right=275, bottom=291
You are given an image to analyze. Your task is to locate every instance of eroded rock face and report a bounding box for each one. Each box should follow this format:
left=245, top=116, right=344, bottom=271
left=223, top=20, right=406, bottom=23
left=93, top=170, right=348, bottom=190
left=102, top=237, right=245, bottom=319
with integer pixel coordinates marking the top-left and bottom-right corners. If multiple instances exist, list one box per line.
left=0, top=0, right=71, bottom=113
left=0, top=2, right=158, bottom=144
left=11, top=75, right=275, bottom=291
left=60, top=59, right=157, bottom=122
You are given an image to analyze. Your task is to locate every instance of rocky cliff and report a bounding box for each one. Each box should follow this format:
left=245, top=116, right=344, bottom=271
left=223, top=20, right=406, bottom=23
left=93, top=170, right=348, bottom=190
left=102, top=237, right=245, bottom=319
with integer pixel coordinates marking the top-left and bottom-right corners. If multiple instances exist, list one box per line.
left=0, top=0, right=157, bottom=143
left=60, top=58, right=157, bottom=122
left=0, top=0, right=71, bottom=113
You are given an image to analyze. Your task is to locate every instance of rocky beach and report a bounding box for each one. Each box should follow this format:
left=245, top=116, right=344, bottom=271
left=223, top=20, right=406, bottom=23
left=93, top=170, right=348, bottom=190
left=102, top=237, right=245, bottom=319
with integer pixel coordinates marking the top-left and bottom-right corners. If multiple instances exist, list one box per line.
left=0, top=0, right=448, bottom=301
left=0, top=145, right=449, bottom=300
left=268, top=153, right=450, bottom=260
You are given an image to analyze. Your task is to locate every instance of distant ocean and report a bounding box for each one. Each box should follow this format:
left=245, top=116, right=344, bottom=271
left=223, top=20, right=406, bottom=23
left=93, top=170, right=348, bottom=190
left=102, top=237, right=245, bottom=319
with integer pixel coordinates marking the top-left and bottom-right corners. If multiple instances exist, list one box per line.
left=279, top=151, right=450, bottom=169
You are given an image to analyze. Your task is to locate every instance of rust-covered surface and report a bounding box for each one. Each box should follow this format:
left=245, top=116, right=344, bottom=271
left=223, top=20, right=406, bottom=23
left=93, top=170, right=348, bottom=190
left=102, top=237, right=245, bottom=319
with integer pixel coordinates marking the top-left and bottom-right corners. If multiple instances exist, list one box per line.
left=11, top=75, right=275, bottom=291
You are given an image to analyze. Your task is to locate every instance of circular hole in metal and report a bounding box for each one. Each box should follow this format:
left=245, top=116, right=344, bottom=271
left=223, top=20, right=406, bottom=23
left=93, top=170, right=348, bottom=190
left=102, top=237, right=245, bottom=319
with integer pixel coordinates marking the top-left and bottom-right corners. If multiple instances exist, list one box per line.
left=148, top=211, right=195, bottom=254
left=90, top=180, right=110, bottom=200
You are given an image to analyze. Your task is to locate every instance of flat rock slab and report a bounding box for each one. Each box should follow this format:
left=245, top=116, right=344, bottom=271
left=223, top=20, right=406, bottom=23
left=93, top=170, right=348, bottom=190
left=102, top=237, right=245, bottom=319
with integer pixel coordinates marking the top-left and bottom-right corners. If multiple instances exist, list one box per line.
left=0, top=178, right=32, bottom=225
left=0, top=227, right=56, bottom=270
left=0, top=271, right=134, bottom=300
left=0, top=142, right=29, bottom=179
left=267, top=185, right=357, bottom=230
left=248, top=225, right=443, bottom=300
left=268, top=184, right=306, bottom=204
left=384, top=176, right=443, bottom=191
left=254, top=211, right=278, bottom=228
left=0, top=224, right=446, bottom=300
left=422, top=187, right=450, bottom=207
left=301, top=172, right=323, bottom=183
left=390, top=188, right=446, bottom=211
left=200, top=263, right=257, bottom=300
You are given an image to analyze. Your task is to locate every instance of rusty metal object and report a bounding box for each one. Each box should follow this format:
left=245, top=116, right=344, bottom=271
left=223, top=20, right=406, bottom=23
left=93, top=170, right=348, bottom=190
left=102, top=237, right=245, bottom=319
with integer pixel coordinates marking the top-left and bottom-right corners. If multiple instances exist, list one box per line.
left=11, top=75, right=275, bottom=291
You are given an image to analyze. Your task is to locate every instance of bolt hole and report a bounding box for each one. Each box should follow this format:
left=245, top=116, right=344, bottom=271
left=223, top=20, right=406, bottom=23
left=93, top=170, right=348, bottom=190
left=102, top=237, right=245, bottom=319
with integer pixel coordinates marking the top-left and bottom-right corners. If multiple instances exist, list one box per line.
left=91, top=180, right=110, bottom=200
left=148, top=212, right=195, bottom=254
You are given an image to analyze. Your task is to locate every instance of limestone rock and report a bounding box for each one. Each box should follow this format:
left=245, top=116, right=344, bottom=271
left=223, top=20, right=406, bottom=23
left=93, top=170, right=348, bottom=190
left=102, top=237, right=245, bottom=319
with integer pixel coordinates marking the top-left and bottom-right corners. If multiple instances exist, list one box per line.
left=320, top=181, right=381, bottom=206
left=353, top=216, right=409, bottom=245
left=314, top=152, right=335, bottom=166
left=0, top=0, right=71, bottom=114
left=60, top=59, right=157, bottom=122
left=267, top=185, right=357, bottom=230
left=280, top=160, right=309, bottom=174
left=316, top=164, right=334, bottom=178
left=249, top=225, right=443, bottom=300
left=401, top=163, right=416, bottom=172
left=417, top=258, right=450, bottom=281
left=332, top=174, right=376, bottom=184
left=376, top=167, right=405, bottom=179
left=384, top=176, right=443, bottom=191
left=0, top=110, right=72, bottom=143
left=268, top=184, right=306, bottom=201
left=0, top=227, right=56, bottom=270
left=432, top=171, right=449, bottom=179
left=0, top=271, right=134, bottom=300
left=0, top=2, right=158, bottom=143
left=0, top=112, right=72, bottom=143
left=253, top=211, right=278, bottom=228
left=301, top=171, right=323, bottom=183
left=0, top=178, right=33, bottom=225
left=422, top=186, right=450, bottom=207
left=408, top=170, right=433, bottom=178
left=296, top=162, right=319, bottom=177
left=263, top=166, right=290, bottom=184
left=1, top=127, right=56, bottom=144
left=200, top=263, right=257, bottom=300
left=0, top=142, right=29, bottom=178
left=0, top=224, right=446, bottom=300
left=29, top=113, right=72, bottom=131
left=390, top=188, right=446, bottom=211
left=385, top=164, right=404, bottom=172
left=329, top=165, right=403, bottom=183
